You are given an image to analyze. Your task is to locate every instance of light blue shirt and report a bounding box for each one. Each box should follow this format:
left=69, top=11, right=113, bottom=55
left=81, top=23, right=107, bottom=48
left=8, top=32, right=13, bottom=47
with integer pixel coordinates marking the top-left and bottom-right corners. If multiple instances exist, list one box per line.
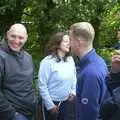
left=38, top=55, right=77, bottom=110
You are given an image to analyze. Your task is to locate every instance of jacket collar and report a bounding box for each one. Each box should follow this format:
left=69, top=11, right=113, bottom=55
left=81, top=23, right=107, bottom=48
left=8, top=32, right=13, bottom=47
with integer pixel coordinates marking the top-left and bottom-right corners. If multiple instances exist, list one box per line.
left=0, top=40, right=24, bottom=58
left=78, top=48, right=96, bottom=69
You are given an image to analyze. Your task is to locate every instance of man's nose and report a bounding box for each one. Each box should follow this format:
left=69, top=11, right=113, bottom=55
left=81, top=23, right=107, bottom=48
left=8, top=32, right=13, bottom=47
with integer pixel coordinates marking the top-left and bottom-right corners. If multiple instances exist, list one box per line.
left=14, top=37, right=22, bottom=45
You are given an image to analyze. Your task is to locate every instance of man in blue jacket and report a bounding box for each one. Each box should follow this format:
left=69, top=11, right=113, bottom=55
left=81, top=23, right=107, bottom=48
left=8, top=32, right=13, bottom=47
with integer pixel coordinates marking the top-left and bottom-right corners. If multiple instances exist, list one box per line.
left=69, top=22, right=108, bottom=120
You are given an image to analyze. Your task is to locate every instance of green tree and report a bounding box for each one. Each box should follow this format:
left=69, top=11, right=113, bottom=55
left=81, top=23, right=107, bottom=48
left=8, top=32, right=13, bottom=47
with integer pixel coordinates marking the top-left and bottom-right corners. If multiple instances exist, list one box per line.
left=22, top=0, right=119, bottom=55
left=99, top=3, right=120, bottom=48
left=0, top=0, right=30, bottom=36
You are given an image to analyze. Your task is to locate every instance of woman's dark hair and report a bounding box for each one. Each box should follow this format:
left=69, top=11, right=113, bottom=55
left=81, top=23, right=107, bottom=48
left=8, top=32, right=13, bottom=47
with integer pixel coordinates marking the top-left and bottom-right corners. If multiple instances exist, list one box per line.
left=45, top=32, right=71, bottom=62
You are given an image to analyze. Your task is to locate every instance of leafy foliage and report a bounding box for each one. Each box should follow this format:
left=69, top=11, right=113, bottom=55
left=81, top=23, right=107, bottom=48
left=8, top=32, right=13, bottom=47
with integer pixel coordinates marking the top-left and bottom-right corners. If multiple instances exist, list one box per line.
left=22, top=0, right=120, bottom=52
left=0, top=0, right=120, bottom=65
left=99, top=3, right=120, bottom=48
left=0, top=0, right=30, bottom=36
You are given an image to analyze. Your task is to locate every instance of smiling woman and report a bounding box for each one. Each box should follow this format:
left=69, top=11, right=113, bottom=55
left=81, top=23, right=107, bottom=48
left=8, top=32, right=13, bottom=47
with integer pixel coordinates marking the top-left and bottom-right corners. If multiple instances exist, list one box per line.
left=59, top=34, right=70, bottom=54
left=38, top=32, right=77, bottom=120
left=45, top=32, right=71, bottom=62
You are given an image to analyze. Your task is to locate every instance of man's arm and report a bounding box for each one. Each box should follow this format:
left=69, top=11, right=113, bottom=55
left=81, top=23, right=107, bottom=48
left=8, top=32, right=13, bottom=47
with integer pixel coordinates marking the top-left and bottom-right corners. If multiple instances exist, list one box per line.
left=76, top=71, right=102, bottom=120
left=0, top=56, right=15, bottom=120
left=108, top=54, right=120, bottom=91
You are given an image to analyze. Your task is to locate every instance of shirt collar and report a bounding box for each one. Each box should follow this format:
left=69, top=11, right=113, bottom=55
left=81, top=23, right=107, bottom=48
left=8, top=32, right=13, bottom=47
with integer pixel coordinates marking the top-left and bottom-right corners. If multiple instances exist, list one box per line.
left=78, top=48, right=96, bottom=68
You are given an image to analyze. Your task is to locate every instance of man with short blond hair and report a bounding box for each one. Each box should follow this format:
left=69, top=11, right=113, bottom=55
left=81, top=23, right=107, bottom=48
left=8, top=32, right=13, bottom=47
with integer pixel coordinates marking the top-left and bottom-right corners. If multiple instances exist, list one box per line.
left=0, top=23, right=37, bottom=120
left=69, top=22, right=108, bottom=120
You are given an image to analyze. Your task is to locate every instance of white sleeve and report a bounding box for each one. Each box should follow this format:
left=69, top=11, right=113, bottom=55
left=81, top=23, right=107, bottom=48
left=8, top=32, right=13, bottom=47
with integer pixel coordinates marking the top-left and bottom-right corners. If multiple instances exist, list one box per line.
left=38, top=58, right=55, bottom=110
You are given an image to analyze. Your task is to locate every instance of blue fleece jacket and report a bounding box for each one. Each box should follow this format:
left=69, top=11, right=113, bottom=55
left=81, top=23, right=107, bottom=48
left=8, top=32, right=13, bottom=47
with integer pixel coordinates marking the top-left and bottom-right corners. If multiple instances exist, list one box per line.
left=76, top=49, right=108, bottom=120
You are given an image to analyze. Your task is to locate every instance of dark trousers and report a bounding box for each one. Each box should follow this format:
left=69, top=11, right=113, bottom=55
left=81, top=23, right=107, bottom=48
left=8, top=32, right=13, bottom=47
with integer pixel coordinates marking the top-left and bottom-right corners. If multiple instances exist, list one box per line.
left=42, top=101, right=68, bottom=120
left=13, top=112, right=32, bottom=120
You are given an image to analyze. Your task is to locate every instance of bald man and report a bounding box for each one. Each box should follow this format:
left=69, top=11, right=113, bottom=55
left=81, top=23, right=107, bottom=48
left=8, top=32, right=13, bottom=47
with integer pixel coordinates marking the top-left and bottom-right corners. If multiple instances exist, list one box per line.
left=69, top=22, right=108, bottom=120
left=0, top=24, right=37, bottom=120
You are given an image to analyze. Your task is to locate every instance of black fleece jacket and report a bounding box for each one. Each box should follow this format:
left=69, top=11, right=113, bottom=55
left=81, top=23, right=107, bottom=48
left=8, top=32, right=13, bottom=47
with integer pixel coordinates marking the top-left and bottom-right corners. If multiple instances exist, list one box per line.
left=108, top=72, right=120, bottom=91
left=0, top=42, right=37, bottom=120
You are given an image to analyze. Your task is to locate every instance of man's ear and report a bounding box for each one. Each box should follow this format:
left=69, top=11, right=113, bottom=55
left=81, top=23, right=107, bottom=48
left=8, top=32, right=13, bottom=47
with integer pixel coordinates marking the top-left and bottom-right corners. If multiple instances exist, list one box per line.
left=5, top=31, right=9, bottom=41
left=6, top=30, right=9, bottom=37
left=77, top=39, right=82, bottom=46
left=26, top=34, right=28, bottom=40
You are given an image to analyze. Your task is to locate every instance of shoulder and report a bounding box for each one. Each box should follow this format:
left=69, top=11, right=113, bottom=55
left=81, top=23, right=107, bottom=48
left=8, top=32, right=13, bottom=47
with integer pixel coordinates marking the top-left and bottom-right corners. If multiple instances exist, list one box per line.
left=41, top=55, right=53, bottom=62
left=93, top=54, right=108, bottom=74
left=86, top=53, right=107, bottom=74
left=40, top=55, right=54, bottom=66
left=67, top=56, right=75, bottom=64
left=67, top=56, right=74, bottom=61
left=82, top=62, right=106, bottom=79
left=23, top=51, right=33, bottom=64
left=24, top=51, right=32, bottom=58
left=0, top=49, right=7, bottom=59
left=94, top=53, right=107, bottom=66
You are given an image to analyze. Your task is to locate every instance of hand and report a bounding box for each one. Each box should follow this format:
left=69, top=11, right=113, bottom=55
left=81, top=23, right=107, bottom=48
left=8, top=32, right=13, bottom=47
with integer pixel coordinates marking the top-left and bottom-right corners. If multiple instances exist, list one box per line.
left=111, top=54, right=120, bottom=73
left=68, top=93, right=76, bottom=102
left=49, top=105, right=59, bottom=115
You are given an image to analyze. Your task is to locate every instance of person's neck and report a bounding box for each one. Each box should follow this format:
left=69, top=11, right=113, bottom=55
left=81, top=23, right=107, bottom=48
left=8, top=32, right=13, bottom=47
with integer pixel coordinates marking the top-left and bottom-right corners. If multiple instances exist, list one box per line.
left=57, top=50, right=66, bottom=59
left=79, top=45, right=93, bottom=60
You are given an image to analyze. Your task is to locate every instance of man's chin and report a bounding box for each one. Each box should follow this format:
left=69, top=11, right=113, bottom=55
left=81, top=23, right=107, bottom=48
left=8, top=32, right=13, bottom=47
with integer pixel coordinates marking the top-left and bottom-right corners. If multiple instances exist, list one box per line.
left=9, top=46, right=21, bottom=52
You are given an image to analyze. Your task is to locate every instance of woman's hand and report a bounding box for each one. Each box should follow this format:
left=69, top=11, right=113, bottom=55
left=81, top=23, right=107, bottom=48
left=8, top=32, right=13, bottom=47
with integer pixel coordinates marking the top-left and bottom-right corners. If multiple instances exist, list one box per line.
left=49, top=105, right=59, bottom=115
left=68, top=93, right=76, bottom=102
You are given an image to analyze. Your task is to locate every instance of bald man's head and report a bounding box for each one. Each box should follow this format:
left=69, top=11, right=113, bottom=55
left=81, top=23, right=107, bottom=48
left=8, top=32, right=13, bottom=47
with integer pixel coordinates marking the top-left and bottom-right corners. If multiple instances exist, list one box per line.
left=6, top=23, right=28, bottom=52
left=8, top=23, right=28, bottom=38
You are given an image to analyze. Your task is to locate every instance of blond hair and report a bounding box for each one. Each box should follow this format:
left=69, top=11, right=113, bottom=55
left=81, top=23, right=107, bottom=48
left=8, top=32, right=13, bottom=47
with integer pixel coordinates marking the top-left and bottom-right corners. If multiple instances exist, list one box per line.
left=70, top=22, right=95, bottom=42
